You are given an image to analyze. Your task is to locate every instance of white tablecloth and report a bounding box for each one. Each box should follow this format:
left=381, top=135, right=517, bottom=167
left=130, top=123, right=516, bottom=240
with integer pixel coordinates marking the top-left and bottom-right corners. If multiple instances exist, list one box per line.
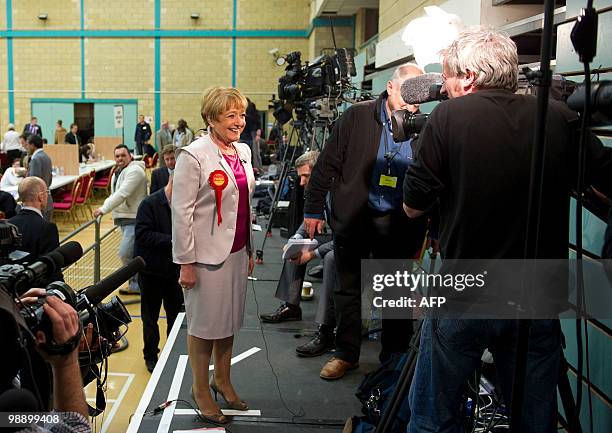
left=2, top=160, right=116, bottom=198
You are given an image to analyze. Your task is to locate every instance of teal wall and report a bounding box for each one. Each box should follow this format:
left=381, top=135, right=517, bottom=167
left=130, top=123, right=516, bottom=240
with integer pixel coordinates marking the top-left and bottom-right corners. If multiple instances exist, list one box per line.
left=31, top=102, right=74, bottom=144
left=556, top=2, right=612, bottom=431
left=93, top=102, right=138, bottom=148
left=32, top=99, right=138, bottom=150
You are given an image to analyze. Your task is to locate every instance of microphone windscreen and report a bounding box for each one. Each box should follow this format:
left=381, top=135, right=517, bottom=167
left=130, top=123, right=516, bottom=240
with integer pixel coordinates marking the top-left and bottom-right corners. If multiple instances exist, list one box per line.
left=56, top=241, right=84, bottom=267
left=0, top=388, right=40, bottom=411
left=81, top=256, right=146, bottom=305
left=400, top=73, right=444, bottom=104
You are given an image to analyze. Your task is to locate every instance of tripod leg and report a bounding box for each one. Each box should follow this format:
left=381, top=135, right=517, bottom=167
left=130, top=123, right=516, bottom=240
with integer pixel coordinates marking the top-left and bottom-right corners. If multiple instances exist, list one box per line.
left=374, top=321, right=422, bottom=433
left=558, top=355, right=583, bottom=433
left=509, top=319, right=531, bottom=433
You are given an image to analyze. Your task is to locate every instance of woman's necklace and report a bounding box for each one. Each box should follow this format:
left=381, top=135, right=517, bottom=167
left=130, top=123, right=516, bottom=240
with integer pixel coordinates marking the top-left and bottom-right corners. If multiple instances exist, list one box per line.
left=211, top=131, right=236, bottom=156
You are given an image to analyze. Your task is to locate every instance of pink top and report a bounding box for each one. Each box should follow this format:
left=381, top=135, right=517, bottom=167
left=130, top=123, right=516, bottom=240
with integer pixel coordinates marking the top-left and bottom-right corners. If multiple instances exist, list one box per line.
left=223, top=153, right=249, bottom=253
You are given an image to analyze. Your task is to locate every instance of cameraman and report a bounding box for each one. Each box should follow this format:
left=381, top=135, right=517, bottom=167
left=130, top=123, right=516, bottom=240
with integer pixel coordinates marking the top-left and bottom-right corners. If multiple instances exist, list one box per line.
left=402, top=28, right=612, bottom=432
left=11, top=292, right=90, bottom=432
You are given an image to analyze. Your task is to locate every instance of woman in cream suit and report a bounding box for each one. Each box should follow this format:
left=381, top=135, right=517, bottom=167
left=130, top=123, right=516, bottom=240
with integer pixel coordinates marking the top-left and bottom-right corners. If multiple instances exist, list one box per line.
left=172, top=87, right=255, bottom=424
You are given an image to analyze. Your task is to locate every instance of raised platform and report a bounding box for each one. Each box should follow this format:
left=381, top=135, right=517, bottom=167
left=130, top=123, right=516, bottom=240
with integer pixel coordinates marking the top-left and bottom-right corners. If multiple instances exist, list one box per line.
left=126, top=227, right=382, bottom=433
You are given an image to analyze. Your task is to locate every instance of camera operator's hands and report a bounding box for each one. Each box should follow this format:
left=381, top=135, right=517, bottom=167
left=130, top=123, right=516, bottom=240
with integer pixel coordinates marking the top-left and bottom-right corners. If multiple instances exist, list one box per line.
left=304, top=218, right=325, bottom=240
left=17, top=287, right=46, bottom=306
left=36, top=298, right=90, bottom=420
left=35, top=296, right=81, bottom=368
left=289, top=249, right=316, bottom=266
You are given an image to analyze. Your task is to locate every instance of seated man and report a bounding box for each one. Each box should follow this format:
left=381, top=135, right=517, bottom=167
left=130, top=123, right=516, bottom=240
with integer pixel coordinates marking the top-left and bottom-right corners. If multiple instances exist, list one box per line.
left=260, top=151, right=337, bottom=357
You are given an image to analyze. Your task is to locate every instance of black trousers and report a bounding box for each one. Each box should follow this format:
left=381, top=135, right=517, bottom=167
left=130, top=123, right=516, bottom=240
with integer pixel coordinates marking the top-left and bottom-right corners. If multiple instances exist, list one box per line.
left=139, top=272, right=184, bottom=361
left=333, top=210, right=426, bottom=364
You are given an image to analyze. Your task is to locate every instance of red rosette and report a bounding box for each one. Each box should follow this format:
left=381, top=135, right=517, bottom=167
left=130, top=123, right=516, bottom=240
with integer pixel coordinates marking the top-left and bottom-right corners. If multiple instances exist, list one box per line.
left=208, top=170, right=229, bottom=225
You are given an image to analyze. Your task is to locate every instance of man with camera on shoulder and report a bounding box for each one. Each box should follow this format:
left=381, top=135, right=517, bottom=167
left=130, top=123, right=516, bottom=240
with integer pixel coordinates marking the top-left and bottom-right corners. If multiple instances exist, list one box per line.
left=402, top=28, right=612, bottom=433
left=1, top=290, right=91, bottom=433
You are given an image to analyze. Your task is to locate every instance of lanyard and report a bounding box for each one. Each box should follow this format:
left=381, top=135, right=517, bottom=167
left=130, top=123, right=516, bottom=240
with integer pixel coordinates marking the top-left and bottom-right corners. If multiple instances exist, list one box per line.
left=381, top=105, right=404, bottom=175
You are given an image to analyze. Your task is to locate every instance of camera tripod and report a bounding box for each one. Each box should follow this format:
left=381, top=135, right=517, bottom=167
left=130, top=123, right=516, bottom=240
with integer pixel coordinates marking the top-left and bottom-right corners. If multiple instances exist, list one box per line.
left=255, top=118, right=305, bottom=264
left=255, top=105, right=337, bottom=263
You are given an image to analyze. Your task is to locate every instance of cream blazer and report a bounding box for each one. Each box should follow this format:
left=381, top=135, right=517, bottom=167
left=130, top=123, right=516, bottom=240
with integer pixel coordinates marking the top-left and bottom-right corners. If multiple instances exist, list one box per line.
left=172, top=134, right=255, bottom=265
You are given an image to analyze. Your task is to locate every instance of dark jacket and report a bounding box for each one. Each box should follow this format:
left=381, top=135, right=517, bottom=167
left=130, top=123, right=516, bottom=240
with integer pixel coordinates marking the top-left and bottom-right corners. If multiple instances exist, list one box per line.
left=8, top=209, right=62, bottom=281
left=304, top=92, right=424, bottom=237
left=23, top=123, right=42, bottom=137
left=0, top=191, right=17, bottom=219
left=134, top=188, right=177, bottom=277
left=64, top=131, right=80, bottom=145
left=150, top=167, right=170, bottom=194
left=134, top=122, right=152, bottom=144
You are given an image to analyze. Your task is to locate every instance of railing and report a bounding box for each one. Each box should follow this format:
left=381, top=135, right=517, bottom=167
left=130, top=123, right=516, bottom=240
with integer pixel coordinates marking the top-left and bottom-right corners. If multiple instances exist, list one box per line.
left=59, top=217, right=122, bottom=290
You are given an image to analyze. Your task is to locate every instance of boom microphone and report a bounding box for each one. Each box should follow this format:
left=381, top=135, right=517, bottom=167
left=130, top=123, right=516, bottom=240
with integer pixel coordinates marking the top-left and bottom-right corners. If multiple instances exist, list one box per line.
left=80, top=256, right=146, bottom=305
left=400, top=73, right=446, bottom=104
left=3, top=241, right=84, bottom=296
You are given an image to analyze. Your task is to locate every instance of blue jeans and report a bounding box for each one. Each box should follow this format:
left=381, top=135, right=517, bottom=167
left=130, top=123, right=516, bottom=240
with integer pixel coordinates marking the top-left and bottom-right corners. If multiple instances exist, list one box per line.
left=119, top=224, right=139, bottom=291
left=408, top=319, right=561, bottom=433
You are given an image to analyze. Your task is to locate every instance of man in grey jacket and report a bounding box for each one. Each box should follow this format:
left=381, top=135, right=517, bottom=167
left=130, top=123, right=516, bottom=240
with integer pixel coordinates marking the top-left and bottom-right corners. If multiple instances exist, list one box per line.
left=26, top=134, right=53, bottom=221
left=94, top=144, right=147, bottom=294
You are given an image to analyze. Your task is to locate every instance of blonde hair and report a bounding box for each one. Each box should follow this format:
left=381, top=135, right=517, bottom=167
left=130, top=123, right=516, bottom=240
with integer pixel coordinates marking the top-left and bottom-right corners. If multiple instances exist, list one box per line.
left=440, top=27, right=518, bottom=92
left=200, top=87, right=248, bottom=126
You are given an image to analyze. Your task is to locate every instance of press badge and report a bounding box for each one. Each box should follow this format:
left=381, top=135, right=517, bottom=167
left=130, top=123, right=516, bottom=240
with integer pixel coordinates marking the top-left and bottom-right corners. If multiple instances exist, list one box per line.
left=379, top=174, right=398, bottom=188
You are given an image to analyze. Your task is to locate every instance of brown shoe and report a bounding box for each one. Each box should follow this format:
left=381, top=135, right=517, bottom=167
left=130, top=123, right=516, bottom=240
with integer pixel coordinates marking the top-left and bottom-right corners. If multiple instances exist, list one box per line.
left=320, top=357, right=358, bottom=380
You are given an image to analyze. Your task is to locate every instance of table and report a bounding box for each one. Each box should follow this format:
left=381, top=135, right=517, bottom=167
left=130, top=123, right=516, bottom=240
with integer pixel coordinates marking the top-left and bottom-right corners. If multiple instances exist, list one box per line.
left=2, top=160, right=116, bottom=198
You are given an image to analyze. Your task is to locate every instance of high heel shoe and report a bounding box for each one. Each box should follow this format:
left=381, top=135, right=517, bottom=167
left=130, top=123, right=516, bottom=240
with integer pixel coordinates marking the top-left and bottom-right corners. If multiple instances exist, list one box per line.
left=190, top=386, right=229, bottom=424
left=210, top=382, right=249, bottom=411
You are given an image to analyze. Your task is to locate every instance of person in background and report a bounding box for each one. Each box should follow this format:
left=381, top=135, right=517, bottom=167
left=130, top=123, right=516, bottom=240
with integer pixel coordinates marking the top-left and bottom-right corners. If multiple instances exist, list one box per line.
left=0, top=190, right=17, bottom=219
left=240, top=98, right=261, bottom=149
left=251, top=129, right=264, bottom=174
left=156, top=120, right=173, bottom=168
left=150, top=145, right=176, bottom=194
left=94, top=144, right=148, bottom=295
left=54, top=120, right=67, bottom=144
left=135, top=115, right=153, bottom=156
left=1, top=123, right=22, bottom=171
left=23, top=116, right=42, bottom=137
left=172, top=119, right=194, bottom=149
left=25, top=135, right=53, bottom=221
left=1, top=158, right=25, bottom=190
left=135, top=175, right=183, bottom=372
left=173, top=86, right=255, bottom=423
left=65, top=123, right=81, bottom=147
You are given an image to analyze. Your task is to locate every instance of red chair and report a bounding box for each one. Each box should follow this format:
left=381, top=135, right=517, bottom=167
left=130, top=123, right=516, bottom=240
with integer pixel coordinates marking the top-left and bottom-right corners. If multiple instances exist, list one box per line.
left=151, top=152, right=159, bottom=168
left=93, top=165, right=116, bottom=197
left=53, top=177, right=83, bottom=227
left=74, top=170, right=96, bottom=220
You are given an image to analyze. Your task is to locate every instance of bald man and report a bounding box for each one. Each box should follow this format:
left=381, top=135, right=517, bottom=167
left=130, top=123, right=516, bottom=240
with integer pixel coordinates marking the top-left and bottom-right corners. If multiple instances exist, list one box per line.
left=304, top=63, right=428, bottom=379
left=9, top=177, right=62, bottom=280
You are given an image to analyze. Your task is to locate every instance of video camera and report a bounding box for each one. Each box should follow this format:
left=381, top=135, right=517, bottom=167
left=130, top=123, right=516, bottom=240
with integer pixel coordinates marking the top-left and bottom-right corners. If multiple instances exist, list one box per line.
left=272, top=49, right=356, bottom=125
left=0, top=220, right=143, bottom=410
left=277, top=49, right=356, bottom=103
